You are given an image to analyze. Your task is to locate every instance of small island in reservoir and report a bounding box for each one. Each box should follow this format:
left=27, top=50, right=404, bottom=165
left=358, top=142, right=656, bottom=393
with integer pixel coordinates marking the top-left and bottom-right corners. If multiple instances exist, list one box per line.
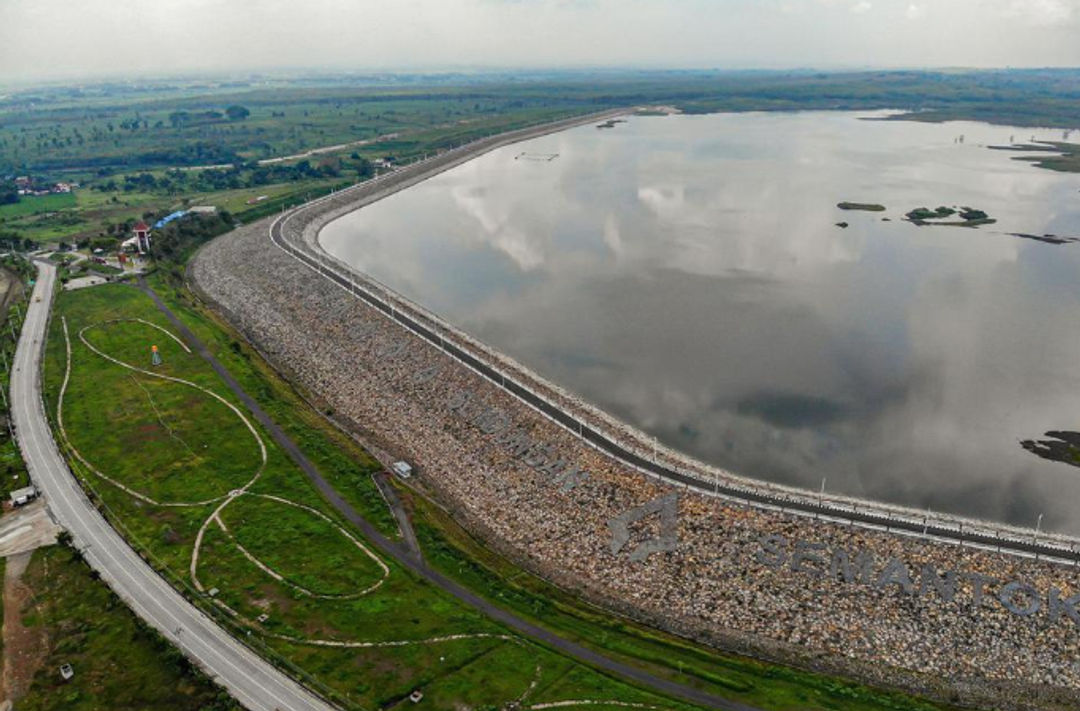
left=1021, top=430, right=1080, bottom=468
left=904, top=205, right=996, bottom=227
left=837, top=202, right=886, bottom=211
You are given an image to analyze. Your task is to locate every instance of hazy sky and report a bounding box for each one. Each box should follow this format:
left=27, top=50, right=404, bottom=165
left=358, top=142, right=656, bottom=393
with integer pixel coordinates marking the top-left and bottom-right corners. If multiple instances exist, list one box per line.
left=2, top=0, right=1080, bottom=84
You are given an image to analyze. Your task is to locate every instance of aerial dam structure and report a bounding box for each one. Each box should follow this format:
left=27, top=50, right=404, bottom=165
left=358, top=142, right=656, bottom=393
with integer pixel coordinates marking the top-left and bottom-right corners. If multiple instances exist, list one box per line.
left=190, top=112, right=1080, bottom=711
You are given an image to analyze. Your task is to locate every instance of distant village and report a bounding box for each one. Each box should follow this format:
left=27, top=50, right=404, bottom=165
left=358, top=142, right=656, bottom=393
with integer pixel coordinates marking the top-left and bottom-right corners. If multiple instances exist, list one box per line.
left=9, top=174, right=79, bottom=197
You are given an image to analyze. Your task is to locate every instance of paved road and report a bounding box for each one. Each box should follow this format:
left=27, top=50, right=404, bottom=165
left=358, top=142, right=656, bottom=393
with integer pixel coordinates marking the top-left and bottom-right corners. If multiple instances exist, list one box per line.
left=11, top=261, right=335, bottom=711
left=372, top=472, right=424, bottom=562
left=144, top=286, right=758, bottom=711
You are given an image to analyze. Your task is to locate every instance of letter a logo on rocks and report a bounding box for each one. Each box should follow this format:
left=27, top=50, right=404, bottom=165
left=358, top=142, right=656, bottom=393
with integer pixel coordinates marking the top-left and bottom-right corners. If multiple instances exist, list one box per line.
left=608, top=493, right=679, bottom=562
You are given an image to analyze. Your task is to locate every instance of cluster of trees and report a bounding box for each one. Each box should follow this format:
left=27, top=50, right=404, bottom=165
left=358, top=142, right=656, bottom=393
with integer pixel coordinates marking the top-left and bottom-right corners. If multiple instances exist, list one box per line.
left=0, top=182, right=18, bottom=205
left=149, top=210, right=234, bottom=264
left=20, top=140, right=243, bottom=173
left=96, top=155, right=373, bottom=195
left=167, top=105, right=250, bottom=128
left=0, top=230, right=36, bottom=251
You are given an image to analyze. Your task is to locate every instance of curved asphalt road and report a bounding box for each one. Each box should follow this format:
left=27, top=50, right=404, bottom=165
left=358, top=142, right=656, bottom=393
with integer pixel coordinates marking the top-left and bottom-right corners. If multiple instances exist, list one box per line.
left=11, top=261, right=335, bottom=711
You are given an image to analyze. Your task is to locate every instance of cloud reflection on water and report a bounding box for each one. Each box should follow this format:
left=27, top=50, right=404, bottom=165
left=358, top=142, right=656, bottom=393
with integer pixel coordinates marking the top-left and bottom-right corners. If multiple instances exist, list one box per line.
left=322, top=111, right=1080, bottom=533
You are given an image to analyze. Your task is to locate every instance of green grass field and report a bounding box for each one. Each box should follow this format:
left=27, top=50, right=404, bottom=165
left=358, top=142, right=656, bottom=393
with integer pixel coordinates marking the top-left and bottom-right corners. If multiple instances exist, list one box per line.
left=69, top=319, right=261, bottom=502
left=220, top=493, right=387, bottom=597
left=11, top=544, right=239, bottom=711
left=0, top=193, right=76, bottom=218
left=0, top=266, right=30, bottom=501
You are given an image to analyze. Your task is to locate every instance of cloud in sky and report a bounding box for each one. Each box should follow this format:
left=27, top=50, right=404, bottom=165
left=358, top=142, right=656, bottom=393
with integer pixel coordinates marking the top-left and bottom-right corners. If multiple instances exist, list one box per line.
left=1, top=0, right=1078, bottom=84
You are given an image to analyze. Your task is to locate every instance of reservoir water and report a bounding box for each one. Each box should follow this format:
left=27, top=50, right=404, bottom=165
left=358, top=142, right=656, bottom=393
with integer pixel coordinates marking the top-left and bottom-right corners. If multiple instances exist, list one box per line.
left=321, top=111, right=1080, bottom=533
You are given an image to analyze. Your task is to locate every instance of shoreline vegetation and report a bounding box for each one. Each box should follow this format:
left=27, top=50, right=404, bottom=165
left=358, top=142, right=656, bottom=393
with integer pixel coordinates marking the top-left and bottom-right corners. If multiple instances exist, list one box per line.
left=988, top=141, right=1080, bottom=173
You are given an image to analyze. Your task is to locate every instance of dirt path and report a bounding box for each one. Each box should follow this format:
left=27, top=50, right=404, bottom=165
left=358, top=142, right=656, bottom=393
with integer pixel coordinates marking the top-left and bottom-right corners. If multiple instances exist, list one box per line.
left=1, top=551, right=48, bottom=704
left=373, top=472, right=423, bottom=563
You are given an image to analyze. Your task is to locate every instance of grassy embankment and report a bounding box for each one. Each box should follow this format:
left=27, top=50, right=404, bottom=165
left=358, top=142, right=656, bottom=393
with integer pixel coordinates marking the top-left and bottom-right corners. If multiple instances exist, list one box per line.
left=0, top=257, right=31, bottom=501
left=41, top=281, right=701, bottom=711
left=10, top=543, right=240, bottom=711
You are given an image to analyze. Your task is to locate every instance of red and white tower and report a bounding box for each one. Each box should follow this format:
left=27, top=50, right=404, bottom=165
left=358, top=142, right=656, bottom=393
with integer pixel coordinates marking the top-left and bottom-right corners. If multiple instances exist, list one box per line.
left=132, top=221, right=152, bottom=254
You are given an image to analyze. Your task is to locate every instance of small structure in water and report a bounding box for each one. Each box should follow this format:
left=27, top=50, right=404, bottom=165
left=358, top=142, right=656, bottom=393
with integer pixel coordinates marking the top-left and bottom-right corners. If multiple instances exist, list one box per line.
left=515, top=151, right=559, bottom=162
